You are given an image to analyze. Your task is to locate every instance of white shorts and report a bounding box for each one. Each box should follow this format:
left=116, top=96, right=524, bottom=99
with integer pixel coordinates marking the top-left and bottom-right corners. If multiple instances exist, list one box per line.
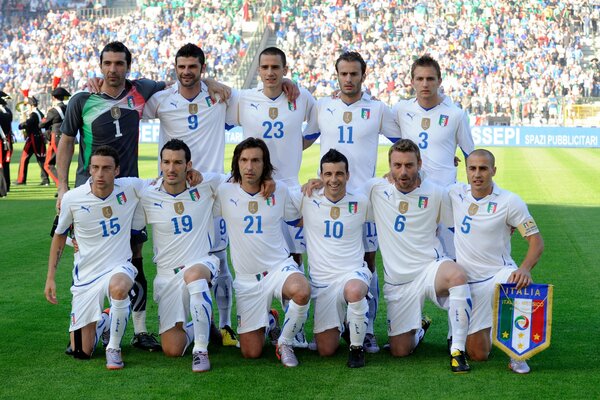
left=282, top=221, right=306, bottom=254
left=233, top=257, right=302, bottom=334
left=362, top=221, right=378, bottom=252
left=69, top=263, right=137, bottom=332
left=383, top=258, right=450, bottom=336
left=311, top=265, right=372, bottom=334
left=153, top=255, right=220, bottom=335
left=210, top=216, right=228, bottom=253
left=467, top=267, right=515, bottom=335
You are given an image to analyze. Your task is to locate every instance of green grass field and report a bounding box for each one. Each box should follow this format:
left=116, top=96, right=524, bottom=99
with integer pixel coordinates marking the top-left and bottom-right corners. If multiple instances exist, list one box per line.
left=1, top=143, right=599, bottom=399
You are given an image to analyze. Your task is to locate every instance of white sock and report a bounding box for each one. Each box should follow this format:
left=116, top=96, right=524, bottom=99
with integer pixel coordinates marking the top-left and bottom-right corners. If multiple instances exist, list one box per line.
left=212, top=249, right=232, bottom=328
left=347, top=298, right=369, bottom=347
left=188, top=279, right=211, bottom=353
left=279, top=299, right=309, bottom=346
left=448, top=284, right=472, bottom=353
left=94, top=311, right=110, bottom=347
left=366, top=270, right=379, bottom=335
left=107, top=297, right=130, bottom=350
left=132, top=310, right=147, bottom=334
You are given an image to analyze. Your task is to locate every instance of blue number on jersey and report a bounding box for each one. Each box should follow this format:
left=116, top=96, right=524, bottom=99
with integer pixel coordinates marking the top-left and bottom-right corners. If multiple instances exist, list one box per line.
left=100, top=217, right=121, bottom=237
left=324, top=220, right=343, bottom=238
left=418, top=131, right=428, bottom=149
left=172, top=215, right=193, bottom=235
left=394, top=215, right=406, bottom=232
left=365, top=221, right=377, bottom=237
left=188, top=114, right=199, bottom=130
left=243, top=215, right=263, bottom=234
left=294, top=226, right=304, bottom=240
left=460, top=216, right=472, bottom=234
left=262, top=121, right=284, bottom=139
left=337, top=125, right=354, bottom=144
left=219, top=218, right=227, bottom=235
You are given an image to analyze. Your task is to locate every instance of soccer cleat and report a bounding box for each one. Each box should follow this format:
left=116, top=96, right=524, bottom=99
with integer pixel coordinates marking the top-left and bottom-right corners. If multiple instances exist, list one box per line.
left=268, top=309, right=281, bottom=346
left=416, top=316, right=432, bottom=349
left=347, top=345, right=366, bottom=368
left=292, top=329, right=309, bottom=348
left=131, top=332, right=162, bottom=352
left=363, top=333, right=380, bottom=354
left=220, top=325, right=239, bottom=347
left=209, top=322, right=223, bottom=347
left=509, top=359, right=531, bottom=374
left=105, top=348, right=124, bottom=370
left=192, top=351, right=211, bottom=372
left=276, top=343, right=299, bottom=367
left=450, top=350, right=471, bottom=373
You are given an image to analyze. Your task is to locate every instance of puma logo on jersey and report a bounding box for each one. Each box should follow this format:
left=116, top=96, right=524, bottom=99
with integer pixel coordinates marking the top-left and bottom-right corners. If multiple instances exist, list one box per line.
left=170, top=102, right=177, bottom=108
left=406, top=112, right=415, bottom=120
left=383, top=191, right=392, bottom=200
left=229, top=198, right=239, bottom=206
left=250, top=103, right=259, bottom=110
left=80, top=205, right=91, bottom=213
left=326, top=108, right=335, bottom=115
left=312, top=199, right=321, bottom=208
left=153, top=202, right=163, bottom=208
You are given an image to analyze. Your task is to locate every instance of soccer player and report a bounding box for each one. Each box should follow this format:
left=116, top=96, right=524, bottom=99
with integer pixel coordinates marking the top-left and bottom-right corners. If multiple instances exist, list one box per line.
left=225, top=46, right=318, bottom=347
left=293, top=149, right=371, bottom=368
left=45, top=146, right=143, bottom=369
left=143, top=43, right=237, bottom=347
left=214, top=137, right=310, bottom=367
left=447, top=149, right=544, bottom=374
left=140, top=139, right=223, bottom=372
left=365, top=139, right=472, bottom=373
left=392, top=55, right=474, bottom=259
left=57, top=41, right=164, bottom=351
left=305, top=51, right=402, bottom=353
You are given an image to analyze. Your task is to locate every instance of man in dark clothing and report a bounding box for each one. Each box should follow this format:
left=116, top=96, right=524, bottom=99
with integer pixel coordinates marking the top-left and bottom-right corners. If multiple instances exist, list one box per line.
left=15, top=96, right=48, bottom=185
left=40, top=87, right=70, bottom=186
left=0, top=90, right=13, bottom=195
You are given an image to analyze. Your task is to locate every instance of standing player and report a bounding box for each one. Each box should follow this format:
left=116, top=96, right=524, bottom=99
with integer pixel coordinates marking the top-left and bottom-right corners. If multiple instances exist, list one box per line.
left=57, top=41, right=165, bottom=351
left=366, top=139, right=472, bottom=373
left=140, top=139, right=224, bottom=372
left=393, top=55, right=474, bottom=259
left=226, top=46, right=318, bottom=347
left=0, top=90, right=13, bottom=194
left=15, top=96, right=48, bottom=186
left=447, top=149, right=544, bottom=374
left=45, top=146, right=143, bottom=369
left=214, top=137, right=310, bottom=367
left=293, top=149, right=371, bottom=368
left=305, top=51, right=402, bottom=353
left=143, top=43, right=237, bottom=346
left=40, top=87, right=70, bottom=188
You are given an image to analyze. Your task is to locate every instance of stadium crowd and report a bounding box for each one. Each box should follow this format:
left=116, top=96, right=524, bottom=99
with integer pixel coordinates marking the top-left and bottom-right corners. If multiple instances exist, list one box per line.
left=0, top=0, right=598, bottom=125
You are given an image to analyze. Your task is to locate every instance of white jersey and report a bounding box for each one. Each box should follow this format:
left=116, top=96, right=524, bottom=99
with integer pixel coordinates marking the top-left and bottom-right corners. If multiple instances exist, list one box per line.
left=366, top=178, right=450, bottom=284
left=313, top=97, right=401, bottom=191
left=226, top=87, right=318, bottom=187
left=56, top=177, right=144, bottom=285
left=214, top=182, right=301, bottom=275
left=292, top=189, right=368, bottom=284
left=393, top=95, right=474, bottom=186
left=144, top=82, right=227, bottom=173
left=140, top=174, right=223, bottom=273
left=447, top=182, right=540, bottom=281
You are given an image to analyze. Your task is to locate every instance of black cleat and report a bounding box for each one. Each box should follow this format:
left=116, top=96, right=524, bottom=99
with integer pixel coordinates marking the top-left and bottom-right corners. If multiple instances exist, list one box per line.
left=347, top=345, right=366, bottom=368
left=416, top=316, right=432, bottom=349
left=451, top=350, right=471, bottom=373
left=209, top=322, right=223, bottom=347
left=131, top=332, right=162, bottom=352
left=65, top=341, right=73, bottom=356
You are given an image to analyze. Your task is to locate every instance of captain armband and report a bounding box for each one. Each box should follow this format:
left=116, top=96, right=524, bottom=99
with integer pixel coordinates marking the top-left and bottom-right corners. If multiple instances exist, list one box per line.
left=516, top=219, right=539, bottom=237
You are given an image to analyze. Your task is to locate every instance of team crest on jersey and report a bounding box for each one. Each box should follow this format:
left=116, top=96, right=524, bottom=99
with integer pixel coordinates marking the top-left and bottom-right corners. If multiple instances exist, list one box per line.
left=189, top=188, right=200, bottom=201
left=361, top=108, right=370, bottom=120
left=468, top=203, right=479, bottom=216
left=421, top=117, right=430, bottom=130
left=102, top=206, right=113, bottom=218
left=174, top=201, right=185, bottom=215
left=116, top=192, right=127, bottom=205
left=439, top=115, right=449, bottom=126
left=487, top=202, right=498, bottom=213
left=205, top=96, right=215, bottom=107
left=127, top=96, right=135, bottom=109
left=189, top=103, right=198, bottom=114
left=348, top=202, right=358, bottom=214
left=269, top=107, right=278, bottom=120
left=418, top=196, right=428, bottom=209
left=330, top=206, right=340, bottom=220
left=266, top=194, right=276, bottom=206
left=399, top=201, right=409, bottom=214
left=110, top=106, right=121, bottom=119
left=248, top=201, right=258, bottom=214
left=343, top=111, right=353, bottom=124
left=288, top=100, right=296, bottom=111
